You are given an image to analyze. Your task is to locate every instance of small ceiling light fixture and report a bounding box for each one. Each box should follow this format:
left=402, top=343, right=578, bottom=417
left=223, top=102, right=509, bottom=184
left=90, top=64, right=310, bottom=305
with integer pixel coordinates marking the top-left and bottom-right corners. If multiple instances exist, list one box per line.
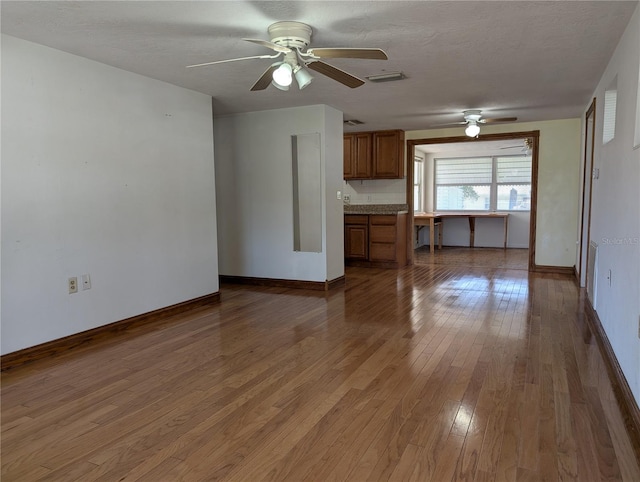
left=465, top=121, right=481, bottom=137
left=365, top=71, right=405, bottom=83
left=272, top=63, right=293, bottom=87
left=293, top=65, right=314, bottom=89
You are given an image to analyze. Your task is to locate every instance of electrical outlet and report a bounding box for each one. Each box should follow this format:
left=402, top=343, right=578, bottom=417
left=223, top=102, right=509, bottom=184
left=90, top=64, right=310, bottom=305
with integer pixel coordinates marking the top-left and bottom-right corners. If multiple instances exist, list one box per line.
left=82, top=274, right=91, bottom=290
left=68, top=277, right=78, bottom=294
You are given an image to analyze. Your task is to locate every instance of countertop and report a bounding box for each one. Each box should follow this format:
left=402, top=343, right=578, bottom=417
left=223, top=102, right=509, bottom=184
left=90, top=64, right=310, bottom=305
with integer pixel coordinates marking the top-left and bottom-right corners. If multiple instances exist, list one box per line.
left=344, top=204, right=409, bottom=215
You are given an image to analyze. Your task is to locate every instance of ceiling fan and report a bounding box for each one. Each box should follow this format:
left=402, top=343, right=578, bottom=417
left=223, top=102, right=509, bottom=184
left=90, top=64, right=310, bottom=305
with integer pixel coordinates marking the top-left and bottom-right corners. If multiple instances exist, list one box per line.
left=434, top=110, right=518, bottom=137
left=187, top=21, right=388, bottom=91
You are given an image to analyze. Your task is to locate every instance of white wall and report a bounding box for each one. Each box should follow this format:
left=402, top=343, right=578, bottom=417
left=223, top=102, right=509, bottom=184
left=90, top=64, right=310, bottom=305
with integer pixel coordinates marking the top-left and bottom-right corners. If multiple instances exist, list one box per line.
left=343, top=178, right=406, bottom=205
left=584, top=6, right=639, bottom=403
left=407, top=119, right=582, bottom=267
left=1, top=35, right=219, bottom=355
left=214, top=105, right=344, bottom=283
left=324, top=108, right=346, bottom=281
left=416, top=214, right=529, bottom=249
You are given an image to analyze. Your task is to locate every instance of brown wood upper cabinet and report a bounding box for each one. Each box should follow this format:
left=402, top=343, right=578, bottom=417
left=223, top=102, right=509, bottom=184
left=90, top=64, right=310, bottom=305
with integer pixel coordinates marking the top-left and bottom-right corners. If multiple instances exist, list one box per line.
left=344, top=133, right=372, bottom=179
left=343, top=130, right=404, bottom=180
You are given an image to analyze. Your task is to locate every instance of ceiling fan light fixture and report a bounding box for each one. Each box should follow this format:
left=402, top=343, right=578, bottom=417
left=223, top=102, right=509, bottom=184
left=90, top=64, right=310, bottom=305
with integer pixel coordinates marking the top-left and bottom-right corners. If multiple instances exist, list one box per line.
left=465, top=122, right=481, bottom=137
left=293, top=65, right=314, bottom=89
left=272, top=63, right=293, bottom=87
left=271, top=79, right=290, bottom=91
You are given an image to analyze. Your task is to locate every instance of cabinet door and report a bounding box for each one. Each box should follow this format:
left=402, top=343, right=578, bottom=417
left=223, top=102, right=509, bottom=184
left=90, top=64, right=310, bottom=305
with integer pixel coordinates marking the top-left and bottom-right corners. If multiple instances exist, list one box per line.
left=345, top=225, right=368, bottom=259
left=372, top=130, right=403, bottom=178
left=353, top=133, right=372, bottom=178
left=343, top=134, right=356, bottom=179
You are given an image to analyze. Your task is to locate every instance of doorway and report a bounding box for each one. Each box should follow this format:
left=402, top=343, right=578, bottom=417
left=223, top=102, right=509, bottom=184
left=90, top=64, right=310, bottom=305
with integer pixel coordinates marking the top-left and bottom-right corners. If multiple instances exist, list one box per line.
left=405, top=131, right=540, bottom=271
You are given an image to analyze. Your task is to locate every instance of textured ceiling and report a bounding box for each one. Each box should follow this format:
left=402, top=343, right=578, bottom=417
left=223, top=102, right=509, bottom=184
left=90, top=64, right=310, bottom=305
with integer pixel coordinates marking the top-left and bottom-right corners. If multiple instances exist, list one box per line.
left=2, top=1, right=637, bottom=132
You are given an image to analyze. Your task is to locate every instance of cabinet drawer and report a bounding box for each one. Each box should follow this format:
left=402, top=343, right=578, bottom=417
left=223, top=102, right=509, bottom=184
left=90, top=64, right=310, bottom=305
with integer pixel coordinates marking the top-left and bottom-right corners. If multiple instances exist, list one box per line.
left=370, top=243, right=396, bottom=261
left=369, top=225, right=397, bottom=243
left=345, top=215, right=368, bottom=225
left=369, top=215, right=397, bottom=226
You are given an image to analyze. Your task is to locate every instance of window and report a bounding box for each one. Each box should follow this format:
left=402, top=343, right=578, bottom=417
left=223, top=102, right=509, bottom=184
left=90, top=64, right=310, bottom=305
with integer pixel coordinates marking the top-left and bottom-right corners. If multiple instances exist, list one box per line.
left=414, top=157, right=423, bottom=212
left=603, top=77, right=617, bottom=144
left=435, top=155, right=531, bottom=211
left=496, top=156, right=532, bottom=210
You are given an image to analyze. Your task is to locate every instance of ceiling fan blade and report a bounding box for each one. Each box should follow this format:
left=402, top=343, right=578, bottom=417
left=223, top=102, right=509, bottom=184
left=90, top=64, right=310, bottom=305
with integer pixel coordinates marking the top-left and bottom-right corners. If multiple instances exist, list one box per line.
left=306, top=48, right=388, bottom=60
left=250, top=64, right=280, bottom=91
left=186, top=54, right=279, bottom=68
left=306, top=61, right=364, bottom=88
left=243, top=38, right=291, bottom=53
left=480, top=117, right=518, bottom=124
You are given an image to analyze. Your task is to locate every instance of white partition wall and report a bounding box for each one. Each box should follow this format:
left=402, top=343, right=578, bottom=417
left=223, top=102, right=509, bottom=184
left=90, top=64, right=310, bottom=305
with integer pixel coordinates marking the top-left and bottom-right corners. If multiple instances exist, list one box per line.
left=214, top=105, right=344, bottom=283
left=1, top=35, right=219, bottom=355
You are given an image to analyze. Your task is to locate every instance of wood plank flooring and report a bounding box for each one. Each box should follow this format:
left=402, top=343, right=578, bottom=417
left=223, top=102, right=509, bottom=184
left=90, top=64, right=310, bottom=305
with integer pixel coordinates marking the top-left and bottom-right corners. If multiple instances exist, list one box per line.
left=2, top=262, right=639, bottom=481
left=414, top=246, right=530, bottom=270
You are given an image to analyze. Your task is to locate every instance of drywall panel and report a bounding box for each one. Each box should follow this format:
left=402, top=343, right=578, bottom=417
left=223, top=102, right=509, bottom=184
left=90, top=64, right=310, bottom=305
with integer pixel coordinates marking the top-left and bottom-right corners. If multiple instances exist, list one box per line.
left=214, top=105, right=343, bottom=283
left=586, top=6, right=640, bottom=403
left=323, top=106, right=346, bottom=282
left=1, top=35, right=218, bottom=355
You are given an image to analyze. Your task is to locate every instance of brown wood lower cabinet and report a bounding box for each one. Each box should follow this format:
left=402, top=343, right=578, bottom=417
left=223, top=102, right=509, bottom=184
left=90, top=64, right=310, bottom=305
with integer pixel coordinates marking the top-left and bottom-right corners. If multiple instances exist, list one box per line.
left=344, top=215, right=368, bottom=260
left=345, top=213, right=407, bottom=268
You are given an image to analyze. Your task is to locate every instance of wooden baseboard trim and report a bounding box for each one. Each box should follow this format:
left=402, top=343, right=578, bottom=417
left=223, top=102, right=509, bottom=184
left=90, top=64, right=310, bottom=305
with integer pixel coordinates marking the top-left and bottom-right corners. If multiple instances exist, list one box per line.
left=532, top=264, right=575, bottom=275
left=1, top=292, right=220, bottom=372
left=220, top=275, right=344, bottom=291
left=327, top=275, right=346, bottom=290
left=584, top=296, right=640, bottom=465
left=345, top=260, right=404, bottom=269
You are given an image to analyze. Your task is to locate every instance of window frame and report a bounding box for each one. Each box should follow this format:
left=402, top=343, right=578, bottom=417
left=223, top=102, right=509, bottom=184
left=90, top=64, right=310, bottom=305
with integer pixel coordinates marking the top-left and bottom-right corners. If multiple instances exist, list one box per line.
left=413, top=156, right=423, bottom=212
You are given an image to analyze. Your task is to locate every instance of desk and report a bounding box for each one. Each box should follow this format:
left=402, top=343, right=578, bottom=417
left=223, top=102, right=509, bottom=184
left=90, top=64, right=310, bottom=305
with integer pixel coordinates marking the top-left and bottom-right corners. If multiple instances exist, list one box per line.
left=414, top=212, right=509, bottom=253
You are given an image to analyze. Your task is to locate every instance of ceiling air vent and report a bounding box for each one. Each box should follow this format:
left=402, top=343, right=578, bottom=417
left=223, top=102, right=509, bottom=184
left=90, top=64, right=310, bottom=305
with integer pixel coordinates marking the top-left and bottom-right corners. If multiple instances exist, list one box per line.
left=365, top=71, right=405, bottom=83
left=344, top=119, right=364, bottom=126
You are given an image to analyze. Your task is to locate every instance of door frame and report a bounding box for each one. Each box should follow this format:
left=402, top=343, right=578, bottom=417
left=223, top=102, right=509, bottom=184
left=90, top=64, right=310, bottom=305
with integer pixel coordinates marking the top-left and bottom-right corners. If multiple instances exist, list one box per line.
left=577, top=98, right=597, bottom=286
left=405, top=130, right=540, bottom=271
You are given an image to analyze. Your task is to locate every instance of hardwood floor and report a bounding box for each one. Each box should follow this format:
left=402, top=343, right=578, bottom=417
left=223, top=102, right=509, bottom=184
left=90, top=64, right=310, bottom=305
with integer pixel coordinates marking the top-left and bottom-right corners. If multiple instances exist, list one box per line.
left=414, top=246, right=529, bottom=270
left=2, top=263, right=639, bottom=481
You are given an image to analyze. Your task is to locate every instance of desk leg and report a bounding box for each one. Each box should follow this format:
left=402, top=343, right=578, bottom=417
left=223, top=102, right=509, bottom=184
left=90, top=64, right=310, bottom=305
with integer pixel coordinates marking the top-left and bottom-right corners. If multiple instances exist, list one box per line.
left=468, top=217, right=476, bottom=247
left=430, top=219, right=435, bottom=254
left=503, top=216, right=509, bottom=249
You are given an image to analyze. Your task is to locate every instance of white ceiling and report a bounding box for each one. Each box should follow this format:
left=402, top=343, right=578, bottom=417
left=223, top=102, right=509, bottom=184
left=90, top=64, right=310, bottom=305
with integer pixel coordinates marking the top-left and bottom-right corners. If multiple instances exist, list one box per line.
left=2, top=1, right=637, bottom=132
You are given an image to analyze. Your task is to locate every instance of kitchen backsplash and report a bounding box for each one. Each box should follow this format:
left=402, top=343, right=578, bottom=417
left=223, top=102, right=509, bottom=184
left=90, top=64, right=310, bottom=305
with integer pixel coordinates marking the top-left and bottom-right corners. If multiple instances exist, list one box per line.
left=343, top=178, right=406, bottom=204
